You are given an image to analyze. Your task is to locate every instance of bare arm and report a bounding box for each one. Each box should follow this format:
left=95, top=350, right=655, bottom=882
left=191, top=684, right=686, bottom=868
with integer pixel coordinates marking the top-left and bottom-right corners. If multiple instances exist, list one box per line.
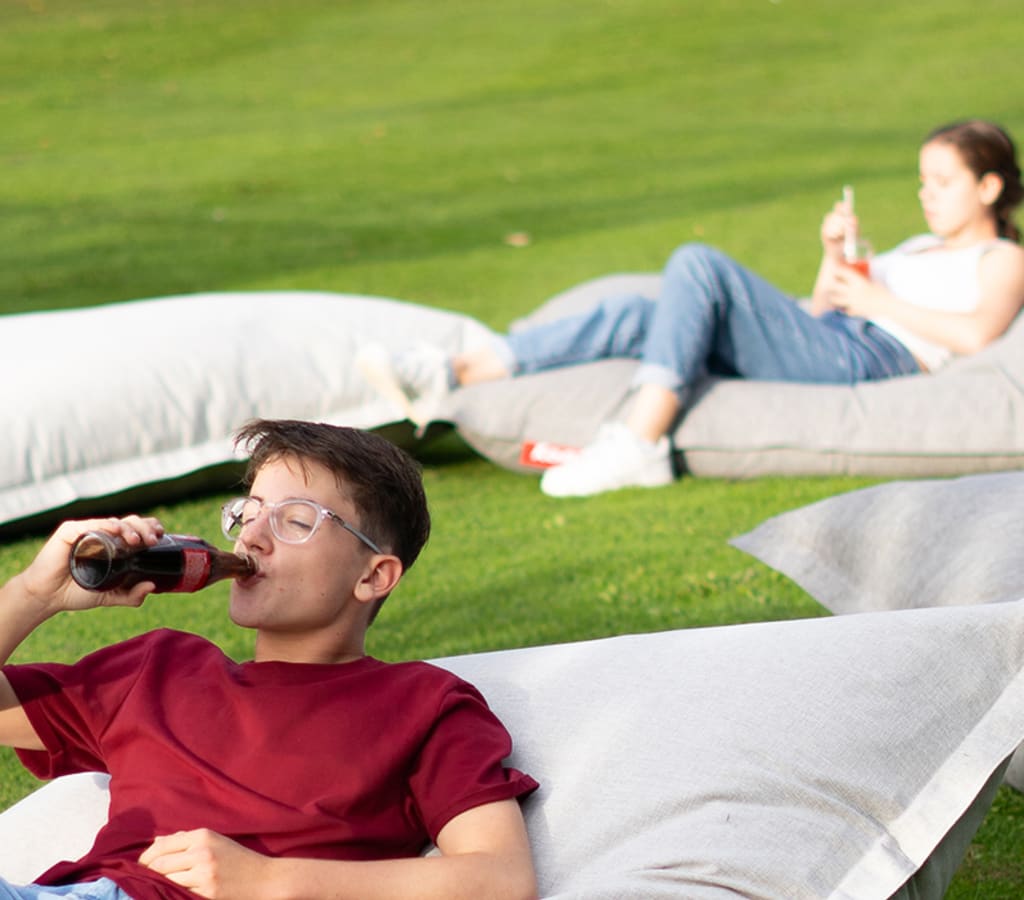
left=0, top=516, right=164, bottom=751
left=827, top=242, right=1024, bottom=355
left=810, top=257, right=843, bottom=316
left=139, top=798, right=537, bottom=900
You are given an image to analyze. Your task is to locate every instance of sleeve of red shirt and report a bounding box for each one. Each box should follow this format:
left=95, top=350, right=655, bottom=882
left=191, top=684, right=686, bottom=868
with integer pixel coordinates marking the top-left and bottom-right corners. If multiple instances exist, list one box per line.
left=407, top=678, right=539, bottom=841
left=5, top=631, right=156, bottom=779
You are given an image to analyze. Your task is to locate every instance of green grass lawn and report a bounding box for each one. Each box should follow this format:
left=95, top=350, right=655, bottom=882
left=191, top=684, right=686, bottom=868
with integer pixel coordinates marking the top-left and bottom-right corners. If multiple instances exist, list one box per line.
left=2, top=0, right=1023, bottom=894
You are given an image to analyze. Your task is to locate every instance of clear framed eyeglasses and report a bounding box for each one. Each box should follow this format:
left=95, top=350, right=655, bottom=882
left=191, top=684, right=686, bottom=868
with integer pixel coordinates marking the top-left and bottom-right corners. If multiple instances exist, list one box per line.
left=221, top=497, right=382, bottom=553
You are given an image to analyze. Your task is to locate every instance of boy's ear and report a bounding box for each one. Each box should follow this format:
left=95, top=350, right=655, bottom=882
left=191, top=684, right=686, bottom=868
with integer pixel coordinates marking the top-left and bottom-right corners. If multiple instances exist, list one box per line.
left=355, top=555, right=404, bottom=604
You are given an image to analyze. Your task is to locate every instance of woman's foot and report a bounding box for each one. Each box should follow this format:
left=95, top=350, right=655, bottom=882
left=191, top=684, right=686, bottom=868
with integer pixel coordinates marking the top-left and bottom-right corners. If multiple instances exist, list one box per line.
left=539, top=423, right=674, bottom=497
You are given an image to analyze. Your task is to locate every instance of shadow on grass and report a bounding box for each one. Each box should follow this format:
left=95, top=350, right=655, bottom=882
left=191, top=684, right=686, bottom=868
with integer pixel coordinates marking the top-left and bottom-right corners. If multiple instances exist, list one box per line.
left=1, top=137, right=907, bottom=316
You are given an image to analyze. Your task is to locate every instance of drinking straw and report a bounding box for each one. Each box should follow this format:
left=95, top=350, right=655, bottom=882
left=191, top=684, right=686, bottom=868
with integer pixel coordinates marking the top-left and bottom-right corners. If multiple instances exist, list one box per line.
left=842, top=185, right=857, bottom=261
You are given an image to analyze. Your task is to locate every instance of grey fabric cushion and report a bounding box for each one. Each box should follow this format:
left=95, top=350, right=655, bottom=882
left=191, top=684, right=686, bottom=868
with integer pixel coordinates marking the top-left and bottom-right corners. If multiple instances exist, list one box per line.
left=435, top=274, right=1024, bottom=478
left=730, top=471, right=1024, bottom=615
left=6, top=604, right=1024, bottom=898
left=731, top=470, right=1024, bottom=792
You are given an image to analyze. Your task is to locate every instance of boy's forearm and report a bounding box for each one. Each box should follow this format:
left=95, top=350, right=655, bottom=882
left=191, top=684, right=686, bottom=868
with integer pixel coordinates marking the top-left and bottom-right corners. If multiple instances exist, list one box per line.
left=0, top=572, right=58, bottom=666
left=140, top=824, right=538, bottom=900
left=263, top=850, right=538, bottom=900
left=0, top=573, right=56, bottom=750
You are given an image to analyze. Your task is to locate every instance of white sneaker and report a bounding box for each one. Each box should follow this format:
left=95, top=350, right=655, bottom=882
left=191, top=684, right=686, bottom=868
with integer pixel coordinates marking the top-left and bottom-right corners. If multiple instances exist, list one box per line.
left=540, top=423, right=674, bottom=498
left=355, top=341, right=452, bottom=427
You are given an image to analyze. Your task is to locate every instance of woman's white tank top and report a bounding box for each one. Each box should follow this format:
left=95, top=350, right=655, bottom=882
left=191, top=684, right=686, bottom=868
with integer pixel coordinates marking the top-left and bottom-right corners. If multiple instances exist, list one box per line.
left=868, top=234, right=1008, bottom=371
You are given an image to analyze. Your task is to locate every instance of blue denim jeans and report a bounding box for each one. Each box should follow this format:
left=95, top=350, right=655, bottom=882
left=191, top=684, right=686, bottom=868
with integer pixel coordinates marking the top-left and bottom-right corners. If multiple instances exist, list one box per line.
left=502, top=244, right=920, bottom=396
left=0, top=879, right=132, bottom=900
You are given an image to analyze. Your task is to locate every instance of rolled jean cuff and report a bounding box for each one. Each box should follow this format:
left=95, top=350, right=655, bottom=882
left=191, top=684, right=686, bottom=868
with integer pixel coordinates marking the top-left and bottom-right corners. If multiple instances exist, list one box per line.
left=631, top=361, right=684, bottom=394
left=489, top=335, right=520, bottom=375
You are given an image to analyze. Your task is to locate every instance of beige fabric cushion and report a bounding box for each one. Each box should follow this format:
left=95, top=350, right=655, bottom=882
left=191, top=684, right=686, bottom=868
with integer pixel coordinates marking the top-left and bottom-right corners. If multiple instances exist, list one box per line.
left=0, top=292, right=494, bottom=534
left=5, top=604, right=1024, bottom=897
left=731, top=469, right=1024, bottom=792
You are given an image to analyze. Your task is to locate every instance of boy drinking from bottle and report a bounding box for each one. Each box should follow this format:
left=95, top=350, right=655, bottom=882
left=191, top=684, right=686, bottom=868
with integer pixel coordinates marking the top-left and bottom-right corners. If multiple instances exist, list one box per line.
left=0, top=419, right=539, bottom=900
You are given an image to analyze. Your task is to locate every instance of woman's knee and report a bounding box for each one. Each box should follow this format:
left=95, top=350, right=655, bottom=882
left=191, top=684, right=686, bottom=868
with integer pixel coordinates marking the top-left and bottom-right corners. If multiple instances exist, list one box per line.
left=664, top=243, right=729, bottom=280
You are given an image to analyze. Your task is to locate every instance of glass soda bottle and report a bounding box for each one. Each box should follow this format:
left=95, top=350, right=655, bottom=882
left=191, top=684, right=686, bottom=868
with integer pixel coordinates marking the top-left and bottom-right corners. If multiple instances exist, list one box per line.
left=68, top=532, right=257, bottom=593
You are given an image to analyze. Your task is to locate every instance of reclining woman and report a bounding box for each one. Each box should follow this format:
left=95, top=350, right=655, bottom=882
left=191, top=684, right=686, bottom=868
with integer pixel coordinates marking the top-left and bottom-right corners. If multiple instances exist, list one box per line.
left=359, top=119, right=1024, bottom=497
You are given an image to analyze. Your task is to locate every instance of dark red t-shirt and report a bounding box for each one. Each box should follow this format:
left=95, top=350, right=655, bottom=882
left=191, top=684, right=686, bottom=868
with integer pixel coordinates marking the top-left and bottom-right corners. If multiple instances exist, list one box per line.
left=5, top=629, right=537, bottom=900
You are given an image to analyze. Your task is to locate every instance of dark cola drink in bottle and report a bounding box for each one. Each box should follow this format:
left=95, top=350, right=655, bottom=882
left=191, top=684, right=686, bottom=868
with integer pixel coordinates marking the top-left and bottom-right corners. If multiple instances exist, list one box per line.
left=69, top=532, right=257, bottom=593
